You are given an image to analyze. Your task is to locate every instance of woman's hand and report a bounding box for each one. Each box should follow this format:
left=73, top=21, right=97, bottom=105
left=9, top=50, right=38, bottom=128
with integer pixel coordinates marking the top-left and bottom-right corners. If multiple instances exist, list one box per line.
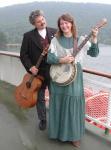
left=91, top=27, right=99, bottom=43
left=59, top=55, right=75, bottom=64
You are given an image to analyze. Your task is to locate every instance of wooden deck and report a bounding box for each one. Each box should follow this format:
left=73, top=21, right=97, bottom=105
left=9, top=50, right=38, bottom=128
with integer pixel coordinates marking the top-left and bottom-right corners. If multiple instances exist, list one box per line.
left=0, top=80, right=111, bottom=150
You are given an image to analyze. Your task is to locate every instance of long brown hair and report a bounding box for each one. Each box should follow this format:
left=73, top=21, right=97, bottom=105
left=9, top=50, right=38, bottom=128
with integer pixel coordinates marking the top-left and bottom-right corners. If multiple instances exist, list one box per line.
left=56, top=13, right=77, bottom=39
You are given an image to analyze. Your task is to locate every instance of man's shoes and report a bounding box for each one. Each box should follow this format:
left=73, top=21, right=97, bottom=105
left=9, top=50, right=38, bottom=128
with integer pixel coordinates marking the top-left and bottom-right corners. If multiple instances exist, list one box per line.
left=39, top=120, right=47, bottom=130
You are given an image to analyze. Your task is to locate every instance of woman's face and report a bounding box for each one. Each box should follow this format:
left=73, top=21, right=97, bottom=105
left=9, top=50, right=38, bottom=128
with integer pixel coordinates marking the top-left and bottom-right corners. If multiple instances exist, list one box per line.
left=59, top=19, right=72, bottom=34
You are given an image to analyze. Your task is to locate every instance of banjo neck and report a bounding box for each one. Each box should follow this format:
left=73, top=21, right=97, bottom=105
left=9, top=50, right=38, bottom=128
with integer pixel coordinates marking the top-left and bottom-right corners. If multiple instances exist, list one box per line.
left=73, top=18, right=107, bottom=57
left=73, top=33, right=91, bottom=57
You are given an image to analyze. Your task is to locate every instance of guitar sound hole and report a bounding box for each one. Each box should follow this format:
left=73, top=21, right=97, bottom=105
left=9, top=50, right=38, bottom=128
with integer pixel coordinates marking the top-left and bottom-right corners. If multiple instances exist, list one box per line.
left=26, top=81, right=31, bottom=88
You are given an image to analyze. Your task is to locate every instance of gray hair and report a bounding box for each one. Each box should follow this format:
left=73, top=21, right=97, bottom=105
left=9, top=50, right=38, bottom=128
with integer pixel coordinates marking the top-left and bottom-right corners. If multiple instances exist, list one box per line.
left=29, top=10, right=44, bottom=25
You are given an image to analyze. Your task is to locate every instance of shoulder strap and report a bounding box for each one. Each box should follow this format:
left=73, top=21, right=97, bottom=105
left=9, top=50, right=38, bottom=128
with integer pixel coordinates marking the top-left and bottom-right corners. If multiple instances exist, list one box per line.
left=73, top=38, right=78, bottom=57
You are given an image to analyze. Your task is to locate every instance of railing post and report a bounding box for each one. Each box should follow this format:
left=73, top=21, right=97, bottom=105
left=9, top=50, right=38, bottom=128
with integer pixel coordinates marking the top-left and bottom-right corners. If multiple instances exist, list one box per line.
left=105, top=90, right=111, bottom=135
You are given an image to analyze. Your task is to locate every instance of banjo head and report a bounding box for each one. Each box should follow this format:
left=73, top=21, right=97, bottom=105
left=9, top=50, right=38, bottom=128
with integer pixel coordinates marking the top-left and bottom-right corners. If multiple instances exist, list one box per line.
left=50, top=63, right=77, bottom=86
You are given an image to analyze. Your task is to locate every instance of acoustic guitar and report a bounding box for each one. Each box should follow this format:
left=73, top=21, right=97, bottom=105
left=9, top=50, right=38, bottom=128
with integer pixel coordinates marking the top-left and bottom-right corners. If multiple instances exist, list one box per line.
left=15, top=46, right=48, bottom=108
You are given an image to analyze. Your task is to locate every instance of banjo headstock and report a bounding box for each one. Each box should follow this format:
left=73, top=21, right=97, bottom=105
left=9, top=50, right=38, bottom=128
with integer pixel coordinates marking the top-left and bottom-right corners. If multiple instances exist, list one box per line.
left=94, top=18, right=107, bottom=29
left=77, top=18, right=107, bottom=53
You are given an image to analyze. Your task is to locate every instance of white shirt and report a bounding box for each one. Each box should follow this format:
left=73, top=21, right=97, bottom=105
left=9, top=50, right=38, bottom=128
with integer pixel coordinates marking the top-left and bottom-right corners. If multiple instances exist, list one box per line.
left=38, top=28, right=46, bottom=39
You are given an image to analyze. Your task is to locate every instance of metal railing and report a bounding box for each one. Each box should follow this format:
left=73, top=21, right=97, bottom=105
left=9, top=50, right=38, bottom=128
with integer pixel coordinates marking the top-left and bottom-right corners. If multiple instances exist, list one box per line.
left=0, top=50, right=111, bottom=134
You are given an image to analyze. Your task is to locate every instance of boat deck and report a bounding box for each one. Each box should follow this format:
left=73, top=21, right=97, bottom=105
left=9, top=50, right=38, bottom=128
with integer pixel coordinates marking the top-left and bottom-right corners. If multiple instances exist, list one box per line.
left=0, top=80, right=111, bottom=150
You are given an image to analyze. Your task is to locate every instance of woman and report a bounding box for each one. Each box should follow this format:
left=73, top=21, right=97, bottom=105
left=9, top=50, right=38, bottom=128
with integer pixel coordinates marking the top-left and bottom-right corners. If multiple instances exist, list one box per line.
left=47, top=13, right=99, bottom=147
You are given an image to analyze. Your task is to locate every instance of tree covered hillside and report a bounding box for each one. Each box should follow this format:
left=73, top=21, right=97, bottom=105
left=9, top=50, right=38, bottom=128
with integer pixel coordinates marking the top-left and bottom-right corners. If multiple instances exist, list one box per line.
left=0, top=2, right=110, bottom=44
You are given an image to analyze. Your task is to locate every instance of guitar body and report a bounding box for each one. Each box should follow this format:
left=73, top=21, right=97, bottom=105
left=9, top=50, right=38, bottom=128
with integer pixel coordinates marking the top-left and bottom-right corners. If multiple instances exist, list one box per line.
left=15, top=46, right=49, bottom=108
left=15, top=73, right=44, bottom=108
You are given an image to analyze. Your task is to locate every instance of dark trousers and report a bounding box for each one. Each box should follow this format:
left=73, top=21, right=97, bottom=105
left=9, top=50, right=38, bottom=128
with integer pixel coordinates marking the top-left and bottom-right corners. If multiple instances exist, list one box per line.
left=36, top=76, right=50, bottom=121
left=36, top=88, right=46, bottom=121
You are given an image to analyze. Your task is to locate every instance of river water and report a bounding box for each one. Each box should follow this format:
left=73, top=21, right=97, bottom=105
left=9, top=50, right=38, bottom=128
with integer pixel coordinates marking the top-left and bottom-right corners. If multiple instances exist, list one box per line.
left=2, top=43, right=111, bottom=85
left=83, top=44, right=111, bottom=74
left=4, top=43, right=111, bottom=73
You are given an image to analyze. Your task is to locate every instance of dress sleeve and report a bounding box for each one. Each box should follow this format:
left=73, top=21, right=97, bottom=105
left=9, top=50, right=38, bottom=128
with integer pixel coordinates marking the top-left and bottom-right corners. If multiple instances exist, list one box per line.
left=47, top=49, right=59, bottom=64
left=87, top=43, right=99, bottom=57
left=47, top=37, right=60, bottom=64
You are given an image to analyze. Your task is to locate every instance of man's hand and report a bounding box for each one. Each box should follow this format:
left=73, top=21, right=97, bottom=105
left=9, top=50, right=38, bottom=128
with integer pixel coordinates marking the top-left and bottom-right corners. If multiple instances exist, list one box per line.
left=30, top=66, right=38, bottom=75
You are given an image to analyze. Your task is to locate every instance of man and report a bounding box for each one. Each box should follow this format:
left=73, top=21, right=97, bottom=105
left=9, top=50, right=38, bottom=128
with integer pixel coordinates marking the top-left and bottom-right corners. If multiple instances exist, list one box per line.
left=20, top=10, right=56, bottom=130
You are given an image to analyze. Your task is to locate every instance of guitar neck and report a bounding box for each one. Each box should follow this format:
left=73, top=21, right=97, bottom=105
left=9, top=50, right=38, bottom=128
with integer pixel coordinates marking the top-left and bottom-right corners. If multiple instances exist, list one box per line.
left=30, top=53, right=45, bottom=79
left=35, top=53, right=45, bottom=69
left=26, top=52, right=45, bottom=88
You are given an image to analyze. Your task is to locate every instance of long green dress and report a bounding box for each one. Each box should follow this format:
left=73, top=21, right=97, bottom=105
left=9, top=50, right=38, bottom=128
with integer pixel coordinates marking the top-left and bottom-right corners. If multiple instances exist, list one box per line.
left=47, top=36, right=99, bottom=141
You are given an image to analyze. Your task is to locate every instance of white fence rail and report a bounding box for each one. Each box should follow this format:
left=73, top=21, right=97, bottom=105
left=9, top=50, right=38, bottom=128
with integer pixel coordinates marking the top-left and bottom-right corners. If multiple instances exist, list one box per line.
left=0, top=51, right=26, bottom=85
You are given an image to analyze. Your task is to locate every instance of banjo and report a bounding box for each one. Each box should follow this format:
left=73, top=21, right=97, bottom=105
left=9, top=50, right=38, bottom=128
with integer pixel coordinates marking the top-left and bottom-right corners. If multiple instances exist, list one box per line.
left=50, top=18, right=107, bottom=86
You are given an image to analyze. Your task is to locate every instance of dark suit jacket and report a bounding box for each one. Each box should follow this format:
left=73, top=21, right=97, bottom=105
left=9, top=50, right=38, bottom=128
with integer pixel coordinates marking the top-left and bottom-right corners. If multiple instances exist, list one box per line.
left=20, top=27, right=56, bottom=85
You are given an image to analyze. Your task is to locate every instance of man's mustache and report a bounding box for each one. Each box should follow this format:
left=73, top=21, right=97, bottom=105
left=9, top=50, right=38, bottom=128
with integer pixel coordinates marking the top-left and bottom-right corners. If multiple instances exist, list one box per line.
left=41, top=22, right=45, bottom=26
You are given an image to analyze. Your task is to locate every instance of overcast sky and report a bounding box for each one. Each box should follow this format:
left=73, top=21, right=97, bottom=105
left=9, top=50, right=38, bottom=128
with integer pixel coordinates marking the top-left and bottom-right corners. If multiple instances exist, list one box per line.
left=0, top=0, right=111, bottom=7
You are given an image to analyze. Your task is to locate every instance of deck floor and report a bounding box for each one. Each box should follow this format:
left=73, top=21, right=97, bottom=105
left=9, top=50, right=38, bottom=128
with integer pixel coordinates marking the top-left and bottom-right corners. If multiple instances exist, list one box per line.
left=0, top=80, right=111, bottom=150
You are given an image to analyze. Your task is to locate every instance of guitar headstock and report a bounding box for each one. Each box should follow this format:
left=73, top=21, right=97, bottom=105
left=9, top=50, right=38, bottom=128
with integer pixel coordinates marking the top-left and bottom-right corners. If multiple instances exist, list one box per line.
left=95, top=18, right=107, bottom=29
left=42, top=44, right=49, bottom=56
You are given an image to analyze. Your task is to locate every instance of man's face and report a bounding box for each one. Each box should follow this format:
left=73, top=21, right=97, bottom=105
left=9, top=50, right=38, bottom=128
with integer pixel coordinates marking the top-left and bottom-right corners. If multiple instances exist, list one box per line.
left=34, top=15, right=47, bottom=30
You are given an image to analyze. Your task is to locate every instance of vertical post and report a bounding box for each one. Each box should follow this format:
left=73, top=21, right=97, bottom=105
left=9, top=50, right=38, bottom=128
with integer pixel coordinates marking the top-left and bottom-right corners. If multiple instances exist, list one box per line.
left=105, top=91, right=111, bottom=135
